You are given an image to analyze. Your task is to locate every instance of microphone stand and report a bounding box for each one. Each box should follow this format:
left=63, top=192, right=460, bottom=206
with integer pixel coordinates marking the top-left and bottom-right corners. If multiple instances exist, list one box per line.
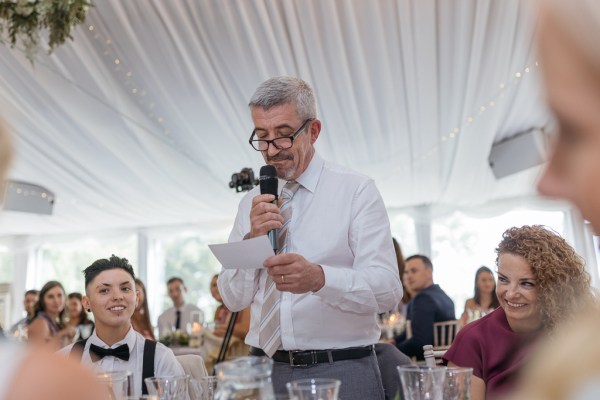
left=212, top=311, right=239, bottom=375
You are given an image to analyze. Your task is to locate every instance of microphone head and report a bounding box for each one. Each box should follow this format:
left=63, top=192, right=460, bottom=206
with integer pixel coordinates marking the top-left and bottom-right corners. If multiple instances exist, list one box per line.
left=259, top=165, right=278, bottom=197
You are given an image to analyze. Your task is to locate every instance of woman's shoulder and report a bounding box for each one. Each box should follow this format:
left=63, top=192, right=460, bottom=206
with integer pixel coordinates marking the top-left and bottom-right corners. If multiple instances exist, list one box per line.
left=464, top=298, right=477, bottom=309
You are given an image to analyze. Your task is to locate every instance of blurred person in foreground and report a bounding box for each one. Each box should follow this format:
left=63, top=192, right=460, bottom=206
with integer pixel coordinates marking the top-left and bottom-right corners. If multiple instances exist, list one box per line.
left=510, top=1, right=600, bottom=399
left=459, top=266, right=500, bottom=327
left=0, top=120, right=107, bottom=400
left=444, top=225, right=593, bottom=400
left=218, top=76, right=402, bottom=399
left=131, top=278, right=155, bottom=340
left=27, top=280, right=77, bottom=349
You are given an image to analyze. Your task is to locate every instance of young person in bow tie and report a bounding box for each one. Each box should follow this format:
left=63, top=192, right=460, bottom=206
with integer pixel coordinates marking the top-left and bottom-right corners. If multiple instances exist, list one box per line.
left=60, top=255, right=184, bottom=397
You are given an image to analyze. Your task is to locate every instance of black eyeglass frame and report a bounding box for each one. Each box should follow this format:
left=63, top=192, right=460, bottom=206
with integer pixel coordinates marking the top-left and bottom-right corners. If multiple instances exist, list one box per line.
left=248, top=118, right=314, bottom=151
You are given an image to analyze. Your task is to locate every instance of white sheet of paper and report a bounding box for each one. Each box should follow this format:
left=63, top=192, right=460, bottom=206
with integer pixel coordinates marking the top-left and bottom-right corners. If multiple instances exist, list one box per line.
left=208, top=235, right=275, bottom=269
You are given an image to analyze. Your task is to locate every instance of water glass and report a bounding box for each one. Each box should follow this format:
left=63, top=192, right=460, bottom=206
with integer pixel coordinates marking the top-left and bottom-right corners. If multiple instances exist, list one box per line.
left=144, top=375, right=189, bottom=400
left=96, top=370, right=133, bottom=400
left=214, top=356, right=275, bottom=400
left=444, top=367, right=472, bottom=400
left=286, top=378, right=340, bottom=400
left=198, top=375, right=218, bottom=400
left=397, top=366, right=446, bottom=400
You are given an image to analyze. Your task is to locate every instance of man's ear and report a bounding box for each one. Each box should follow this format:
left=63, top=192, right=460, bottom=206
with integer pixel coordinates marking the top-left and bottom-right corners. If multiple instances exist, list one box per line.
left=82, top=296, right=91, bottom=313
left=135, top=288, right=140, bottom=308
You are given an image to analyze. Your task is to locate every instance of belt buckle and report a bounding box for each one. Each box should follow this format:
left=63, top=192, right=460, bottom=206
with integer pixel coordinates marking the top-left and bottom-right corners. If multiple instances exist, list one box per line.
left=289, top=350, right=317, bottom=367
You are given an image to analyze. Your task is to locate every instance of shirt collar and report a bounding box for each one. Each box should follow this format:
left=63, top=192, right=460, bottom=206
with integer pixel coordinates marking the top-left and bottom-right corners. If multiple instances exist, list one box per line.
left=89, top=325, right=137, bottom=351
left=278, top=152, right=323, bottom=194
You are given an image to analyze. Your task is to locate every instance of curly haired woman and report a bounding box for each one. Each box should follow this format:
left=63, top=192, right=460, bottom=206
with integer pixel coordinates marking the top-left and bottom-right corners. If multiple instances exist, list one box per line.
left=444, top=225, right=593, bottom=400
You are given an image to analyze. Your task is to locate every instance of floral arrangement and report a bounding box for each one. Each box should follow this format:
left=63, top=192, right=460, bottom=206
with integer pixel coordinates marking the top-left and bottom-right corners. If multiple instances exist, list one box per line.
left=159, top=330, right=190, bottom=347
left=0, top=0, right=91, bottom=62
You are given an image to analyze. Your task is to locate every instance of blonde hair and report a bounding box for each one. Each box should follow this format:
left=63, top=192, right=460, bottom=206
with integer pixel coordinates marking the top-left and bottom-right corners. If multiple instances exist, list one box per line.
left=0, top=120, right=13, bottom=192
left=542, top=0, right=600, bottom=70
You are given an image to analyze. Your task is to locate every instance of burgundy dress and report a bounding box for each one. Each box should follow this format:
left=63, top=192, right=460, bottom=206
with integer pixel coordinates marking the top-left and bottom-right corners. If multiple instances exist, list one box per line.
left=443, top=307, right=539, bottom=399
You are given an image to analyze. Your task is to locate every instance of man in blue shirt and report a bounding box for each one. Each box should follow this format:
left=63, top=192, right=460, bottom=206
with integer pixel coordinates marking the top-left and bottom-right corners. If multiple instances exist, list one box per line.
left=395, top=255, right=455, bottom=359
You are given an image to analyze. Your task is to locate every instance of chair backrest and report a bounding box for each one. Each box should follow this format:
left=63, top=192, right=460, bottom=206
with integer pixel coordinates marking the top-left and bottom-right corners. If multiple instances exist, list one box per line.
left=433, top=320, right=460, bottom=350
left=175, top=354, right=208, bottom=380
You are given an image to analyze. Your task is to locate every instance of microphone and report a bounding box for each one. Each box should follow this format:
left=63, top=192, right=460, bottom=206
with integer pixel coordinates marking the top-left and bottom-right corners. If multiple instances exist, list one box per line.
left=259, top=165, right=279, bottom=252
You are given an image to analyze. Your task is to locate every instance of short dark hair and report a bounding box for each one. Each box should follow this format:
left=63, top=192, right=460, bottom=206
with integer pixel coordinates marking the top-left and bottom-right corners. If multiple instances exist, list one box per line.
left=405, top=254, right=433, bottom=270
left=167, top=277, right=184, bottom=286
left=84, top=255, right=135, bottom=288
left=25, top=289, right=39, bottom=297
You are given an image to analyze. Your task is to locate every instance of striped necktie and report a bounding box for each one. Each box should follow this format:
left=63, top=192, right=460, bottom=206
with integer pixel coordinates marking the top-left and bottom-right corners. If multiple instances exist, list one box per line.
left=259, top=180, right=300, bottom=357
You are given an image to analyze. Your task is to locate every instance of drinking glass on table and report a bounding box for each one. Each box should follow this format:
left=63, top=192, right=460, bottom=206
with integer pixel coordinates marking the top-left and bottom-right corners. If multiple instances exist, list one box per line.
left=144, top=375, right=189, bottom=400
left=96, top=370, right=133, bottom=400
left=444, top=367, right=472, bottom=400
left=398, top=366, right=446, bottom=400
left=197, top=375, right=217, bottom=400
left=286, top=379, right=340, bottom=400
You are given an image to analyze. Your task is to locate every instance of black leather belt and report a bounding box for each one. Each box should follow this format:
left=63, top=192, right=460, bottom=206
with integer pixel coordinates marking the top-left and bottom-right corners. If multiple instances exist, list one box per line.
left=249, top=345, right=374, bottom=367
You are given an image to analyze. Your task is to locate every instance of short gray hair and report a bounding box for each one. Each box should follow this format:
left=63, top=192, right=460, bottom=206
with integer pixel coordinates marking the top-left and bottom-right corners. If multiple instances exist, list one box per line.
left=249, top=76, right=317, bottom=120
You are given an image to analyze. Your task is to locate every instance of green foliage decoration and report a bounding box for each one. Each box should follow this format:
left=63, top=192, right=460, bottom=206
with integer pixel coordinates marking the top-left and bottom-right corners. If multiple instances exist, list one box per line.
left=0, top=0, right=91, bottom=62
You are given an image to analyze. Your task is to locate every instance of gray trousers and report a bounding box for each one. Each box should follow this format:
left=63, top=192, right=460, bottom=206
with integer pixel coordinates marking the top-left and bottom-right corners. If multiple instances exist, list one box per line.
left=270, top=349, right=385, bottom=400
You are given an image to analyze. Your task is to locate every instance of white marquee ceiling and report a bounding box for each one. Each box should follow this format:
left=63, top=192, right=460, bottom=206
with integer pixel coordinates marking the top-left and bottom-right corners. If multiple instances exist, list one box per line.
left=0, top=0, right=554, bottom=237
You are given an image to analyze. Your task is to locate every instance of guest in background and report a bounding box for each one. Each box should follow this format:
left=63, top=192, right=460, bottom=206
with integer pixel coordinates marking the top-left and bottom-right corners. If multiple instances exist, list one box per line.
left=444, top=225, right=594, bottom=400
left=27, top=281, right=76, bottom=349
left=131, top=278, right=155, bottom=340
left=509, top=2, right=600, bottom=399
left=67, top=292, right=95, bottom=340
left=210, top=274, right=250, bottom=340
left=459, top=266, right=500, bottom=327
left=394, top=255, right=455, bottom=359
left=157, top=277, right=203, bottom=338
left=8, top=289, right=38, bottom=337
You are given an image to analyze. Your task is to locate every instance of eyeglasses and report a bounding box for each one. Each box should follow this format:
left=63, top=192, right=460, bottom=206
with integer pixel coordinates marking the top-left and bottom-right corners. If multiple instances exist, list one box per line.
left=248, top=119, right=313, bottom=151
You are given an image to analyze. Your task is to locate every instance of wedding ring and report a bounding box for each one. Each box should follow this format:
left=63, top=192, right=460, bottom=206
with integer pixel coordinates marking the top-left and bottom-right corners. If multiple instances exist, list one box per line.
left=281, top=275, right=285, bottom=283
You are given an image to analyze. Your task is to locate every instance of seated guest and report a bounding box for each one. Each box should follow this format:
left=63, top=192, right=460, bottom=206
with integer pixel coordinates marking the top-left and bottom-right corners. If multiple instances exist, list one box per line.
left=394, top=255, right=455, bottom=359
left=131, top=278, right=155, bottom=340
left=67, top=292, right=95, bottom=340
left=8, top=289, right=38, bottom=336
left=459, top=266, right=500, bottom=327
left=210, top=274, right=250, bottom=340
left=444, top=225, right=593, bottom=400
left=60, top=255, right=184, bottom=397
left=157, top=277, right=203, bottom=337
left=28, top=281, right=76, bottom=349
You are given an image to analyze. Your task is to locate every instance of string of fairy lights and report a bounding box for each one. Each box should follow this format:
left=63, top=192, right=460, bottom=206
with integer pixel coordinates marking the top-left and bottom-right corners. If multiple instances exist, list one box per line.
left=412, top=61, right=541, bottom=165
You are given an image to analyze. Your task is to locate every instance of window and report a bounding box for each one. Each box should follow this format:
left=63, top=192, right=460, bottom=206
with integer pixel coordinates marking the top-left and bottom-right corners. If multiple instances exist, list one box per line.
left=154, top=230, right=229, bottom=325
left=30, top=235, right=137, bottom=294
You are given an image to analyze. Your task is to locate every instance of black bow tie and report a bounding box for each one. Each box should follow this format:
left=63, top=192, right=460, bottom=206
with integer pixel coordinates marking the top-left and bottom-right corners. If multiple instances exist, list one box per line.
left=89, top=343, right=130, bottom=362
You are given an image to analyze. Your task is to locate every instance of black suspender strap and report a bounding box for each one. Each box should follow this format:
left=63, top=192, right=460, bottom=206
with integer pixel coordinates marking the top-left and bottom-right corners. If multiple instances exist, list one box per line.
left=69, top=336, right=156, bottom=395
left=69, top=338, right=88, bottom=361
left=141, top=339, right=157, bottom=395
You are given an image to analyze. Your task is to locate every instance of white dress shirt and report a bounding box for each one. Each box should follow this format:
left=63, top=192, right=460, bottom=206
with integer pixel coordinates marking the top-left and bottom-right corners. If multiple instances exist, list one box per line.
left=157, top=303, right=204, bottom=338
left=59, top=326, right=184, bottom=397
left=218, top=153, right=403, bottom=350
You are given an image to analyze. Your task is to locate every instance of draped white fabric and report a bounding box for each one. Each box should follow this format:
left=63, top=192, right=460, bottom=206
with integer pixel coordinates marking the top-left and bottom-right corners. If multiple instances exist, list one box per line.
left=0, top=0, right=554, bottom=236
